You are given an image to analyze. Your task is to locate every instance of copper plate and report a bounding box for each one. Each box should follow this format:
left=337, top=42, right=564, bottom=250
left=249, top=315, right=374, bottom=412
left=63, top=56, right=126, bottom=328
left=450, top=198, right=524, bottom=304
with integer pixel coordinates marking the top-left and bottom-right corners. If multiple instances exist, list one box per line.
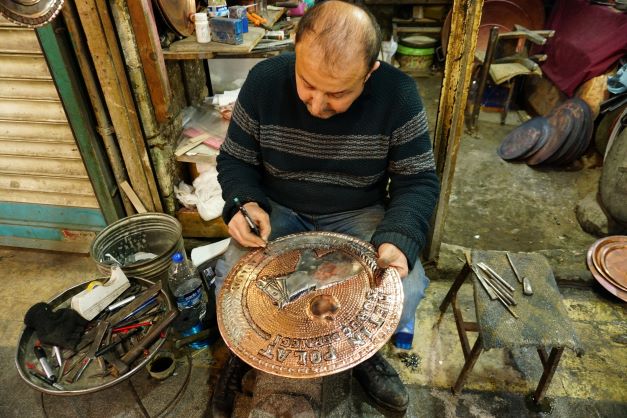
left=592, top=236, right=627, bottom=291
left=498, top=117, right=549, bottom=161
left=217, top=232, right=403, bottom=378
left=546, top=99, right=585, bottom=165
left=587, top=237, right=627, bottom=302
left=597, top=242, right=627, bottom=291
left=526, top=104, right=575, bottom=165
left=567, top=98, right=594, bottom=164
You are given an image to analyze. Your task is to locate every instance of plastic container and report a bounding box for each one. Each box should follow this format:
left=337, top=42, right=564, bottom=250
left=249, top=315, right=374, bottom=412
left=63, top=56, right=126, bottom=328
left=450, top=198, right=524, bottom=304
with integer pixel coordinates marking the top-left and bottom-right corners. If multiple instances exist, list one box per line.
left=396, top=35, right=437, bottom=72
left=90, top=213, right=184, bottom=287
left=71, top=266, right=131, bottom=320
left=207, top=0, right=228, bottom=17
left=168, top=252, right=209, bottom=349
left=194, top=13, right=211, bottom=43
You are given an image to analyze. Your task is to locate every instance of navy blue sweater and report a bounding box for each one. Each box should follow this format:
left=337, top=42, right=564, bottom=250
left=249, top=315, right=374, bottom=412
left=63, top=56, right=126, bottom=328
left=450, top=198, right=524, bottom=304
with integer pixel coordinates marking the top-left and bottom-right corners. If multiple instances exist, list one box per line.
left=217, top=53, right=440, bottom=268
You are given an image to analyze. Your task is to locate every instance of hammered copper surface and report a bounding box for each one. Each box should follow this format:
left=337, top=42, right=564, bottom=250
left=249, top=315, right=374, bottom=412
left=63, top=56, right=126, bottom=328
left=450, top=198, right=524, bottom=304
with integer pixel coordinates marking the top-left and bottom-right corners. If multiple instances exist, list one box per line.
left=217, top=232, right=403, bottom=378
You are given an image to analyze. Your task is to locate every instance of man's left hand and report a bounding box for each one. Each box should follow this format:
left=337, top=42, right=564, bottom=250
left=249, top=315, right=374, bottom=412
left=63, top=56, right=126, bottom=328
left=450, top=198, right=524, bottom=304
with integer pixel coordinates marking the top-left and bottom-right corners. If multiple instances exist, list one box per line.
left=376, top=243, right=409, bottom=278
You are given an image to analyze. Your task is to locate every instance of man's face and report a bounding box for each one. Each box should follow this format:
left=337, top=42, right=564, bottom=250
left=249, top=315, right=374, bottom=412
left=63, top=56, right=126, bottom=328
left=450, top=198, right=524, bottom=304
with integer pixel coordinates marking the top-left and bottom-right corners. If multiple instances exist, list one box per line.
left=295, top=39, right=378, bottom=119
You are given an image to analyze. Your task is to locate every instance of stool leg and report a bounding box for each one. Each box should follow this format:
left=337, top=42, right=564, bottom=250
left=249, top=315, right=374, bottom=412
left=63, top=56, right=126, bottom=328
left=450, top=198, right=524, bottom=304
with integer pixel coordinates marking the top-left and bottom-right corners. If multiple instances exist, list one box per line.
left=534, top=347, right=564, bottom=403
left=501, top=79, right=515, bottom=125
left=436, top=263, right=471, bottom=328
left=452, top=335, right=483, bottom=395
left=439, top=263, right=471, bottom=314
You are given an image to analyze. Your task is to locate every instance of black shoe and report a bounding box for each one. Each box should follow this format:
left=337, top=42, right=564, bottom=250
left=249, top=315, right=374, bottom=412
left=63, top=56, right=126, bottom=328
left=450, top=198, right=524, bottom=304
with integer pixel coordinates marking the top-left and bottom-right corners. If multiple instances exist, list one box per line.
left=353, top=352, right=409, bottom=412
left=211, top=355, right=251, bottom=418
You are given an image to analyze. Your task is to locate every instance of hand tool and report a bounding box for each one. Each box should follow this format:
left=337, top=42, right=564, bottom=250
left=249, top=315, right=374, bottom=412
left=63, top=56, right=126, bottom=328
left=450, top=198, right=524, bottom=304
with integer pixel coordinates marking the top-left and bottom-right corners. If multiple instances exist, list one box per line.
left=471, top=265, right=498, bottom=300
left=52, top=346, right=63, bottom=368
left=234, top=197, right=261, bottom=236
left=34, top=346, right=56, bottom=382
left=112, top=321, right=153, bottom=334
left=71, top=321, right=109, bottom=383
left=505, top=252, right=524, bottom=283
left=477, top=262, right=516, bottom=292
left=117, top=297, right=158, bottom=324
left=62, top=352, right=87, bottom=378
left=107, top=296, right=136, bottom=312
left=121, top=310, right=177, bottom=365
left=174, top=328, right=212, bottom=349
left=29, top=371, right=64, bottom=390
left=94, top=327, right=142, bottom=357
left=101, top=352, right=129, bottom=376
left=114, top=305, right=164, bottom=328
left=108, top=281, right=162, bottom=325
left=476, top=264, right=516, bottom=301
left=506, top=252, right=533, bottom=296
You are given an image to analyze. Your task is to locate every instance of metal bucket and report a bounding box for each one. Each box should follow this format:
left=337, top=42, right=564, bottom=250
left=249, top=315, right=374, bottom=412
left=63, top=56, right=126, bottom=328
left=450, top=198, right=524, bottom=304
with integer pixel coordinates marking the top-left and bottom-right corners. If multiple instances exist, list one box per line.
left=90, top=213, right=184, bottom=285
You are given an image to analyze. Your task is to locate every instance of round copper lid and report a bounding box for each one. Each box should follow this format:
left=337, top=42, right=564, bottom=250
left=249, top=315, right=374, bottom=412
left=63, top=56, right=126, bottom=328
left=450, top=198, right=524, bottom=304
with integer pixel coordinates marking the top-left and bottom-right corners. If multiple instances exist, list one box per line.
left=217, top=232, right=403, bottom=378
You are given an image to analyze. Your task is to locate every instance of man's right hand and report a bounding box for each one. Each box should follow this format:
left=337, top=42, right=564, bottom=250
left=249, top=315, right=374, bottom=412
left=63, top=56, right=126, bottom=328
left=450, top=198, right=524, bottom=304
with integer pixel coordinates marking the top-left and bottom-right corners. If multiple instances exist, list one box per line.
left=228, top=201, right=271, bottom=248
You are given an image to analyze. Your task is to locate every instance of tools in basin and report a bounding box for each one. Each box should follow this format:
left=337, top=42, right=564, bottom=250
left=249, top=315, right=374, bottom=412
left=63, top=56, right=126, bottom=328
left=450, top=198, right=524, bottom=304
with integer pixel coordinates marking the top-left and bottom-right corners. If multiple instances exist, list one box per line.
left=22, top=278, right=175, bottom=392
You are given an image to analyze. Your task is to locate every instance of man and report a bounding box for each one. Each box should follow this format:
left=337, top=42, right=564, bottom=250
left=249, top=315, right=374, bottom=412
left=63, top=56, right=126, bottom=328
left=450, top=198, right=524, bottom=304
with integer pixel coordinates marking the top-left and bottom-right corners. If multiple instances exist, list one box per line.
left=212, top=1, right=440, bottom=415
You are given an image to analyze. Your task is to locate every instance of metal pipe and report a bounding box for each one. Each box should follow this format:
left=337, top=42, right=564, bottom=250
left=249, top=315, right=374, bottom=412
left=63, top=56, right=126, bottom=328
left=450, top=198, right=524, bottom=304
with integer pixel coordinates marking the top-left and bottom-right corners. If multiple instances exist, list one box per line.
left=61, top=3, right=135, bottom=216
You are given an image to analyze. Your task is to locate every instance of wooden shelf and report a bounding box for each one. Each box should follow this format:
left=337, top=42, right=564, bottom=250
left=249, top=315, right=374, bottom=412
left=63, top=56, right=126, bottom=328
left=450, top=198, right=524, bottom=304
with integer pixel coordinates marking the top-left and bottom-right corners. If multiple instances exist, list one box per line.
left=163, top=8, right=285, bottom=60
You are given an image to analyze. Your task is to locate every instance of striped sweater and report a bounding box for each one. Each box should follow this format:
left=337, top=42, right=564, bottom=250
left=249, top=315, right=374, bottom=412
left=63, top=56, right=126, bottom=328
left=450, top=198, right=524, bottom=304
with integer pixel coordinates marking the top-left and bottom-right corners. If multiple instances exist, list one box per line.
left=216, top=53, right=440, bottom=268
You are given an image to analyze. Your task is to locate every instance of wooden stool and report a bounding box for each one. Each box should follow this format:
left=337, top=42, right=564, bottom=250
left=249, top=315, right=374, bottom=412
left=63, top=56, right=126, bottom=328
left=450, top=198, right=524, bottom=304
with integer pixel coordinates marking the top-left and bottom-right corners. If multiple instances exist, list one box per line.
left=438, top=250, right=583, bottom=403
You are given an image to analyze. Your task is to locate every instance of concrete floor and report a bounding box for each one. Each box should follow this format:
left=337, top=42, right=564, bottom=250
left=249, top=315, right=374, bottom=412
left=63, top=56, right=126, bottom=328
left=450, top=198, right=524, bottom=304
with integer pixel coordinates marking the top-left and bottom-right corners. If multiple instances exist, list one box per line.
left=1, top=77, right=626, bottom=417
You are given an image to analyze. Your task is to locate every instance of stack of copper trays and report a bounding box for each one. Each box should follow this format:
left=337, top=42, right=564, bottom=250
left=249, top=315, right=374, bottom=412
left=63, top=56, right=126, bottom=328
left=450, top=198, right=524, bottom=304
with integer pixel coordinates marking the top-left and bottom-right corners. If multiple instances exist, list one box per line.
left=498, top=98, right=594, bottom=166
left=587, top=236, right=627, bottom=302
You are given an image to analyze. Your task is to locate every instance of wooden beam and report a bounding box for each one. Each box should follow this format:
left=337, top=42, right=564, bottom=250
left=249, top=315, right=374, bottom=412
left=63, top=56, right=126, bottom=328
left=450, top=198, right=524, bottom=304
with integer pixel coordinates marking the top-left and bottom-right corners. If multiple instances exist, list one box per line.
left=120, top=180, right=148, bottom=214
left=125, top=0, right=172, bottom=123
left=427, top=0, right=483, bottom=261
left=73, top=0, right=163, bottom=212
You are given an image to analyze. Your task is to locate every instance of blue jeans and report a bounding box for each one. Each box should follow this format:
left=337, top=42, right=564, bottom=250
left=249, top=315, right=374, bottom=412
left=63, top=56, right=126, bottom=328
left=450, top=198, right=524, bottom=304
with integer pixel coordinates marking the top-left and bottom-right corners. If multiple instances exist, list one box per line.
left=214, top=200, right=430, bottom=337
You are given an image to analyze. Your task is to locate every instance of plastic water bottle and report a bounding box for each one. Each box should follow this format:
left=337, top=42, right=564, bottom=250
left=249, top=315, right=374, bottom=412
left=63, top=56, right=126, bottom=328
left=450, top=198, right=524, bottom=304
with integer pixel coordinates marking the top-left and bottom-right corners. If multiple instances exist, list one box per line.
left=168, top=252, right=208, bottom=349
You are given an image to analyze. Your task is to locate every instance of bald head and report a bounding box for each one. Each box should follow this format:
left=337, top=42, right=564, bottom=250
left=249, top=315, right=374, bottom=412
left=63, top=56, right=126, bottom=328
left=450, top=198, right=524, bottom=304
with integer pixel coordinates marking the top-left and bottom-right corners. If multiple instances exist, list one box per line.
left=295, top=1, right=382, bottom=73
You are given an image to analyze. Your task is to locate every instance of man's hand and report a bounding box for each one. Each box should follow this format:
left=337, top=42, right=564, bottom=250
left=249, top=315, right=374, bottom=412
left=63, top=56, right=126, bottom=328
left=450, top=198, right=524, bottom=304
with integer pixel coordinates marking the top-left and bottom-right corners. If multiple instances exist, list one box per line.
left=376, top=243, right=409, bottom=278
left=228, top=202, right=271, bottom=248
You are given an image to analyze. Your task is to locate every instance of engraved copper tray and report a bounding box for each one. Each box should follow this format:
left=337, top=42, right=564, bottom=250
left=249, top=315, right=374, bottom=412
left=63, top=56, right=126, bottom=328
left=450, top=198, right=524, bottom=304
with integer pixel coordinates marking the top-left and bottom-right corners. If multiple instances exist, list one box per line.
left=217, top=232, right=403, bottom=378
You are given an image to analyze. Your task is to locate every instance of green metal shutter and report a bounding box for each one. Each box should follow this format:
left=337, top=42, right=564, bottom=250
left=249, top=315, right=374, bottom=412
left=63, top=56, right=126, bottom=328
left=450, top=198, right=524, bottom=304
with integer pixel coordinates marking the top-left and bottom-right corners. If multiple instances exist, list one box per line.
left=0, top=16, right=107, bottom=253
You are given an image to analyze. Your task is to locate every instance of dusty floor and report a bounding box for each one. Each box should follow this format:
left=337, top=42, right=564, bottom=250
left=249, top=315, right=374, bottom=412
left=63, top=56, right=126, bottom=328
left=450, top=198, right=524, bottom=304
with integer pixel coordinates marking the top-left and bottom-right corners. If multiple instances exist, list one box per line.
left=1, top=76, right=626, bottom=417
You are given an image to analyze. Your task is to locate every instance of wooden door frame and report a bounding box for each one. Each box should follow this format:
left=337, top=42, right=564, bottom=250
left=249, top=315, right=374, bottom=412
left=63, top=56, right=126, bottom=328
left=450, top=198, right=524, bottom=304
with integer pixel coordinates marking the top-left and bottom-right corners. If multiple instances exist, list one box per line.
left=427, top=0, right=483, bottom=261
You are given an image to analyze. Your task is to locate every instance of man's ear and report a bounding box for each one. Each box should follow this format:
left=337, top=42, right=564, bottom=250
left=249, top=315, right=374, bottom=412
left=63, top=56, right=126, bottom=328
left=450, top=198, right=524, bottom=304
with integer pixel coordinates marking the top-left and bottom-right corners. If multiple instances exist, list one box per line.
left=365, top=61, right=381, bottom=82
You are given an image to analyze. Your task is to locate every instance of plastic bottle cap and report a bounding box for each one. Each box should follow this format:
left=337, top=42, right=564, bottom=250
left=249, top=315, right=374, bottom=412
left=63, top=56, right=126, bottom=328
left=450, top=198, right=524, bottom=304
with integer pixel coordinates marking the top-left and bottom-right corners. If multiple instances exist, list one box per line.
left=195, top=12, right=208, bottom=22
left=171, top=252, right=184, bottom=263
